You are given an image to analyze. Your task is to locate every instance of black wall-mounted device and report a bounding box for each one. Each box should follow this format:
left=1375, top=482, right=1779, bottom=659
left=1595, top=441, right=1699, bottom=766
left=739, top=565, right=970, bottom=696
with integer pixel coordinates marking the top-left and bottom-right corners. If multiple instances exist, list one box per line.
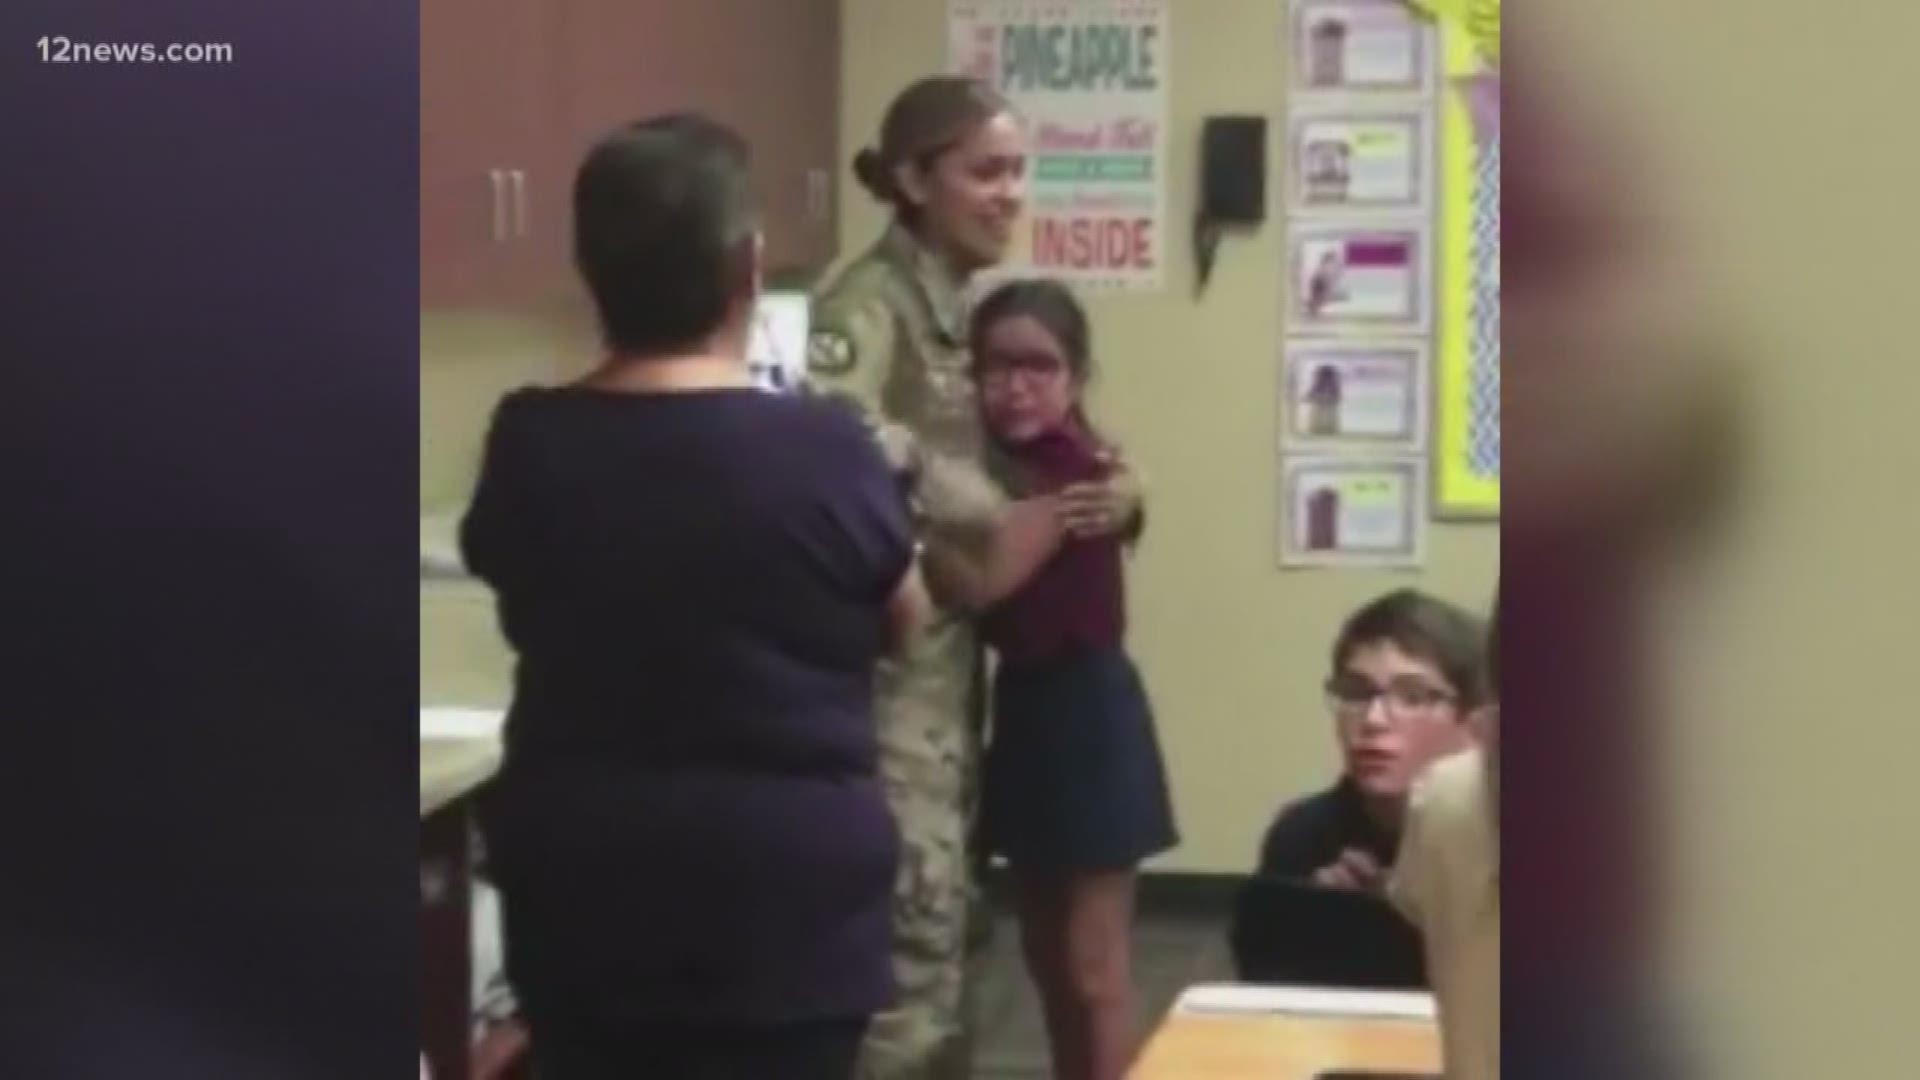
left=1194, top=115, right=1268, bottom=295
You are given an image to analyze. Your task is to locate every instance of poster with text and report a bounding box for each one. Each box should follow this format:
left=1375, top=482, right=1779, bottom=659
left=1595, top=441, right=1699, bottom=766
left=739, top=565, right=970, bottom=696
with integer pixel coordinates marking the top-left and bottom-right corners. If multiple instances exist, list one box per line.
left=1279, top=455, right=1425, bottom=568
left=1281, top=340, right=1427, bottom=451
left=949, top=0, right=1169, bottom=290
left=1287, top=222, right=1431, bottom=334
left=1290, top=0, right=1434, bottom=93
left=1287, top=107, right=1432, bottom=215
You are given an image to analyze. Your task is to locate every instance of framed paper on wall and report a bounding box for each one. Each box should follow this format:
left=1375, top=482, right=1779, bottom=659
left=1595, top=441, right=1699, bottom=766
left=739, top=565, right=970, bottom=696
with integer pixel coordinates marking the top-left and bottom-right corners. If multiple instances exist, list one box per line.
left=1280, top=340, right=1428, bottom=453
left=1278, top=455, right=1426, bottom=569
left=1290, top=0, right=1435, bottom=94
left=1286, top=222, right=1432, bottom=336
left=1286, top=106, right=1433, bottom=217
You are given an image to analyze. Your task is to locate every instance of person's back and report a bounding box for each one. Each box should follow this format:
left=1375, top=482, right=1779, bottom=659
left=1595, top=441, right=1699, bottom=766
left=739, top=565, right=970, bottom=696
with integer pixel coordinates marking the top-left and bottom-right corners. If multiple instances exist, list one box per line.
left=458, top=113, right=919, bottom=1079
left=471, top=388, right=896, bottom=777
left=466, top=387, right=908, bottom=1022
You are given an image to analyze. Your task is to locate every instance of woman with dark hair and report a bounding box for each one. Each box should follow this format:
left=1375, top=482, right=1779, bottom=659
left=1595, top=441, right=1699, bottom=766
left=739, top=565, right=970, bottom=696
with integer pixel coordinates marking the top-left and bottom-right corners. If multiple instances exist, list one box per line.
left=462, top=114, right=926, bottom=1079
left=806, top=76, right=1146, bottom=1079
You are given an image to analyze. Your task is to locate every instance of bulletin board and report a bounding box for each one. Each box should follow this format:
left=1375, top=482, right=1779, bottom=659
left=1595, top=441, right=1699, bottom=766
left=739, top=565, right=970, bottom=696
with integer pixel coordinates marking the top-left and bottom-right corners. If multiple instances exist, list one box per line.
left=1412, top=0, right=1500, bottom=518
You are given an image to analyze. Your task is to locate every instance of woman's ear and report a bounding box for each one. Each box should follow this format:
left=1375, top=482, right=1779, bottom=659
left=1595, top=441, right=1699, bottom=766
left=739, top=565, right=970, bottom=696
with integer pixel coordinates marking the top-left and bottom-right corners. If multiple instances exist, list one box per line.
left=894, top=160, right=932, bottom=209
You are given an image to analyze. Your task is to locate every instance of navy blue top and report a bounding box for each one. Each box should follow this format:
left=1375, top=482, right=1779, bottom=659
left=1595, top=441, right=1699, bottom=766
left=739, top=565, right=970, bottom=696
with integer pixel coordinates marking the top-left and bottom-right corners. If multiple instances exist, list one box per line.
left=1230, top=779, right=1425, bottom=989
left=461, top=385, right=912, bottom=1023
left=1253, top=778, right=1400, bottom=878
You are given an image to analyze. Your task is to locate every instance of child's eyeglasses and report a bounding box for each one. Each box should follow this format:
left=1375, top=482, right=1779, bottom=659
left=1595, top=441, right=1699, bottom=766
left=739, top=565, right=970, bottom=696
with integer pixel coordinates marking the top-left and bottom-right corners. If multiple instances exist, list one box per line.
left=1324, top=678, right=1457, bottom=719
left=973, top=350, right=1068, bottom=388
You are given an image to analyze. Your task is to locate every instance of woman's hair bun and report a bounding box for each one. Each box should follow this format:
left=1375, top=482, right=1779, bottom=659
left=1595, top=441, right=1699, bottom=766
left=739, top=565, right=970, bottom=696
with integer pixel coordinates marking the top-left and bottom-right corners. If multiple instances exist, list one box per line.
left=851, top=147, right=894, bottom=202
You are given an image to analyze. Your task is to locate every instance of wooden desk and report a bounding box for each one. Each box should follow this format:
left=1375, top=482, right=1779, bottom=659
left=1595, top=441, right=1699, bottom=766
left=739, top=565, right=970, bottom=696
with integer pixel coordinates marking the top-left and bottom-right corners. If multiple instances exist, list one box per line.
left=1130, top=989, right=1442, bottom=1079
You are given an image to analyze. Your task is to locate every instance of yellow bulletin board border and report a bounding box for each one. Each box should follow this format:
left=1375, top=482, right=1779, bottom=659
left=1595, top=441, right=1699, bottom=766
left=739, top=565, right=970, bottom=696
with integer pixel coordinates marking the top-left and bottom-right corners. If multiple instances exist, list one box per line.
left=1421, top=2, right=1500, bottom=519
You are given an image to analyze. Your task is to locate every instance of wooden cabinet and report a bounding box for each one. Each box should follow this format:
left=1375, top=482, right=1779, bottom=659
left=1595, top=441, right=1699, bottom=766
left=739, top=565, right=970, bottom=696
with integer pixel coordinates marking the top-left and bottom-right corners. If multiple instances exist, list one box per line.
left=422, top=0, right=841, bottom=309
left=553, top=0, right=842, bottom=275
left=736, top=0, right=843, bottom=273
left=420, top=0, right=561, bottom=307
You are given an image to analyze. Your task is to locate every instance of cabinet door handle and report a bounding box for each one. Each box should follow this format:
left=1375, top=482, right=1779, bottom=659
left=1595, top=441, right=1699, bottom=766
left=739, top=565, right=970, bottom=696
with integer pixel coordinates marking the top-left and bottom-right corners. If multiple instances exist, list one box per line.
left=509, top=169, right=529, bottom=239
left=488, top=168, right=508, bottom=244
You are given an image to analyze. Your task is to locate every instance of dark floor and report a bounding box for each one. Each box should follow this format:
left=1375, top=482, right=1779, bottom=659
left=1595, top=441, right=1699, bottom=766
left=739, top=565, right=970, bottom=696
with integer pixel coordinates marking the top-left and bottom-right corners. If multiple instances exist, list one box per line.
left=967, top=892, right=1236, bottom=1079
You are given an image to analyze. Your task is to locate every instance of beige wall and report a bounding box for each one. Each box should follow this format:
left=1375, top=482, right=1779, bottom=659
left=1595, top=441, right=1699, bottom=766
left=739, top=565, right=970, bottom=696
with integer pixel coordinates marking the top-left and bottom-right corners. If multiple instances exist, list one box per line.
left=837, top=0, right=1498, bottom=872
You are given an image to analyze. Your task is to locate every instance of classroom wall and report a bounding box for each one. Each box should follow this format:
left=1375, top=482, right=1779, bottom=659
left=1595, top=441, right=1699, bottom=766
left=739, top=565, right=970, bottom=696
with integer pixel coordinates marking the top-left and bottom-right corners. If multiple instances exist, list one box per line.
left=837, top=0, right=1499, bottom=872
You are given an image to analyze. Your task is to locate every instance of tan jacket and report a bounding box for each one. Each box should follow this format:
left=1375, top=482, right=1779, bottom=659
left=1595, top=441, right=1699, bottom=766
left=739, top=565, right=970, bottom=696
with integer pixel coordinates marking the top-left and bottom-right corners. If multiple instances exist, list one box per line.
left=806, top=222, right=1003, bottom=800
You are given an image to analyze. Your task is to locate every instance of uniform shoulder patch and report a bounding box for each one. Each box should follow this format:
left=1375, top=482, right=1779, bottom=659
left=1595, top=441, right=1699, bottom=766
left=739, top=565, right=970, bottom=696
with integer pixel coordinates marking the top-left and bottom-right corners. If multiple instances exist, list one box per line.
left=807, top=327, right=857, bottom=377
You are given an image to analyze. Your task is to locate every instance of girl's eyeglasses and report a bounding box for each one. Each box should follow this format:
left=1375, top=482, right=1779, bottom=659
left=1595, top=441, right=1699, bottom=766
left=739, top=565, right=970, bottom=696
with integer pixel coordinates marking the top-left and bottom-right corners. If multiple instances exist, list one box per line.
left=973, top=349, right=1068, bottom=389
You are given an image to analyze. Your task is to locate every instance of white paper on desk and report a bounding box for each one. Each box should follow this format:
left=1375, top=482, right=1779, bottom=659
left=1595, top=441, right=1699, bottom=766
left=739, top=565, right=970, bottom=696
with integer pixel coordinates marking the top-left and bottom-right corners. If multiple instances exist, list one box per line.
left=420, top=706, right=506, bottom=740
left=1174, top=984, right=1436, bottom=1021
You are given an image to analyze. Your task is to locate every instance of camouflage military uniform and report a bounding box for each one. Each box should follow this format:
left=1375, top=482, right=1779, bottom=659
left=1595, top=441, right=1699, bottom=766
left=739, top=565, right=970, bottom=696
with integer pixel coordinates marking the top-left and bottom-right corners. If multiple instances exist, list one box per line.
left=807, top=223, right=1001, bottom=1080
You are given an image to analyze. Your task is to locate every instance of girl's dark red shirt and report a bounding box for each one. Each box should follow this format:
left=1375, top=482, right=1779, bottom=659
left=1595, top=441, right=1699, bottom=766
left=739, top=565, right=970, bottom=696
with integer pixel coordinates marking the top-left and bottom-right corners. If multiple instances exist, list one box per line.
left=980, top=420, right=1126, bottom=666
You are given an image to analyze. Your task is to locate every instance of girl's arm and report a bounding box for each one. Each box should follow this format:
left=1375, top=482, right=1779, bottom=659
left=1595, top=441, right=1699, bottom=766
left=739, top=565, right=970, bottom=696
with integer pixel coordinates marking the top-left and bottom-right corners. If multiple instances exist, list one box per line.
left=920, top=496, right=1065, bottom=612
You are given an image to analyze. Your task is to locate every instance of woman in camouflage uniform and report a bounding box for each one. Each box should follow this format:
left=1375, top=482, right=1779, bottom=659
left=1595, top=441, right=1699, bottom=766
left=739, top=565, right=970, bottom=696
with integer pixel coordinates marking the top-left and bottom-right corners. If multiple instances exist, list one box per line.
left=807, top=77, right=1144, bottom=1080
